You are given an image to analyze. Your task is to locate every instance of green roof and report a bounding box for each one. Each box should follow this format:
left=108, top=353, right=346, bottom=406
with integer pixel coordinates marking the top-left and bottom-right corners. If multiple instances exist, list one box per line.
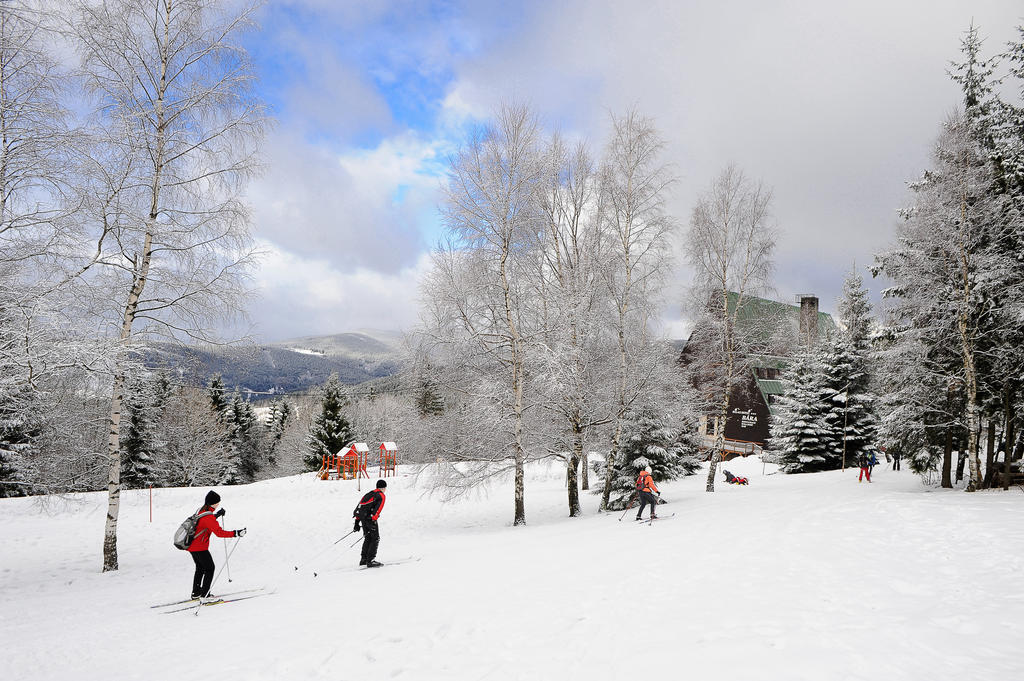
left=751, top=355, right=790, bottom=370
left=756, top=379, right=787, bottom=395
left=727, top=291, right=837, bottom=341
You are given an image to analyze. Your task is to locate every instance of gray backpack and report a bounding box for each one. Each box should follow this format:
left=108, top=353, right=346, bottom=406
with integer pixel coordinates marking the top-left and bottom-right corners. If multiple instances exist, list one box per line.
left=173, top=510, right=214, bottom=550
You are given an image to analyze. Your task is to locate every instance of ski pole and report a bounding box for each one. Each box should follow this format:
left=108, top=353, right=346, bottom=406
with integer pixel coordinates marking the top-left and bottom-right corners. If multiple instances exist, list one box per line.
left=223, top=538, right=233, bottom=584
left=618, top=493, right=638, bottom=521
left=198, top=535, right=244, bottom=617
left=311, top=536, right=365, bottom=578
left=293, top=530, right=358, bottom=571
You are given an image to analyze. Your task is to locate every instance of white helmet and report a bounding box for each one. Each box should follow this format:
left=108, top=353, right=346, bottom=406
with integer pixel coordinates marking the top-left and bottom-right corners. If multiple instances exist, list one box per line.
left=644, top=465, right=652, bottom=474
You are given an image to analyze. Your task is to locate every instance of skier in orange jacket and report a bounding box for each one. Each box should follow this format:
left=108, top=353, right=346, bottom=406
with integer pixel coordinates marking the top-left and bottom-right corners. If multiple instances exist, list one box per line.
left=635, top=466, right=660, bottom=520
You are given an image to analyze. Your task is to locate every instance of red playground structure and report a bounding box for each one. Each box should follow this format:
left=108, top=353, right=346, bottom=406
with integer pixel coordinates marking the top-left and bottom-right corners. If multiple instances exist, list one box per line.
left=379, top=442, right=398, bottom=477
left=319, top=442, right=371, bottom=480
left=319, top=441, right=398, bottom=481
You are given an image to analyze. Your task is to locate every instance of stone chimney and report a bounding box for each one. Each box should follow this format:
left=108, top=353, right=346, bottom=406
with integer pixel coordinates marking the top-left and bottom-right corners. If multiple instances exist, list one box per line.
left=798, top=295, right=819, bottom=347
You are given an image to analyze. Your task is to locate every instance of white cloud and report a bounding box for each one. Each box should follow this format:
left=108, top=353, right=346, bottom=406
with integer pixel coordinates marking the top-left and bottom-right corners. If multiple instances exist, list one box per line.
left=247, top=129, right=447, bottom=276
left=248, top=241, right=432, bottom=341
left=438, top=0, right=1023, bottom=318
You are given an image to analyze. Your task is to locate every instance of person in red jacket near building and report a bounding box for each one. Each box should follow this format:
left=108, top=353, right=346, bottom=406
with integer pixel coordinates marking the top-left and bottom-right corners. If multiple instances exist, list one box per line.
left=188, top=490, right=246, bottom=599
left=635, top=466, right=660, bottom=520
left=353, top=480, right=387, bottom=568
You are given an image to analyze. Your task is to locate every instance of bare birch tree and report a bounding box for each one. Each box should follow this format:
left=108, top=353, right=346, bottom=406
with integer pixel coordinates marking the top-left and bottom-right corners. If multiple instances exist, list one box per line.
left=599, top=109, right=676, bottom=510
left=421, top=103, right=543, bottom=525
left=685, top=164, right=776, bottom=492
left=0, top=0, right=72, bottom=265
left=65, top=0, right=265, bottom=571
left=533, top=135, right=614, bottom=516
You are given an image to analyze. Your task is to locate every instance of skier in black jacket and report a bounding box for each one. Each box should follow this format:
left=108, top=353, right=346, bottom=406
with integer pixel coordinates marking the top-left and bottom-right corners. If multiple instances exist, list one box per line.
left=353, top=479, right=387, bottom=568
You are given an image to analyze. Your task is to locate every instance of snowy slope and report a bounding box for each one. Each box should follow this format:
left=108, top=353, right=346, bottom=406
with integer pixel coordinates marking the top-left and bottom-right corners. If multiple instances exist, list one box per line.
left=1, top=459, right=1021, bottom=681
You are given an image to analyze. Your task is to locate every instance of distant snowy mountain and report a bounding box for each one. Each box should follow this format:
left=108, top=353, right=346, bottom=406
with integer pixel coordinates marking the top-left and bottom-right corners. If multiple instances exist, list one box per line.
left=145, top=330, right=405, bottom=394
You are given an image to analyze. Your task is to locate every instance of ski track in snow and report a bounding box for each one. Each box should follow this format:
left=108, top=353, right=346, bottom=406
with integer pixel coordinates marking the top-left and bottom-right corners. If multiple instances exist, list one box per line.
left=1, top=459, right=1022, bottom=681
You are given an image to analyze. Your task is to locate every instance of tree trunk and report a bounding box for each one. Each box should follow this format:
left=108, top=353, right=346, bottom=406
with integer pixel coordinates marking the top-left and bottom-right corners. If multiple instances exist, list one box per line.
left=567, top=430, right=583, bottom=516
left=983, top=419, right=996, bottom=488
left=567, top=451, right=580, bottom=517
left=941, top=425, right=953, bottom=489
left=964, top=391, right=982, bottom=492
left=102, top=369, right=126, bottom=572
left=955, top=441, right=967, bottom=483
left=581, top=452, right=589, bottom=491
left=706, top=398, right=729, bottom=492
left=512, top=361, right=526, bottom=525
left=1004, top=385, right=1015, bottom=491
left=600, top=449, right=615, bottom=511
left=603, top=307, right=631, bottom=510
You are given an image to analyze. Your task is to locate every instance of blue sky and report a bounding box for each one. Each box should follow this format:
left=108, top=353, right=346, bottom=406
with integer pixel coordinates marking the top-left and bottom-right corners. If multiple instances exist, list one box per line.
left=239, top=0, right=1024, bottom=342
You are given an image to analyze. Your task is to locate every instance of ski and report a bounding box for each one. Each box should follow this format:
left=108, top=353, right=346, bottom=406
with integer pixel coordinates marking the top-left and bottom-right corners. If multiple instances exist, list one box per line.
left=315, top=556, right=421, bottom=576
left=162, top=591, right=274, bottom=614
left=360, top=557, right=421, bottom=571
left=151, top=587, right=264, bottom=609
left=645, top=513, right=677, bottom=525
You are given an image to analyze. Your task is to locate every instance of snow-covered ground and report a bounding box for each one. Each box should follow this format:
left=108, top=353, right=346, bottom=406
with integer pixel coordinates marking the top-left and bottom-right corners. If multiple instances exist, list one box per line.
left=2, top=458, right=1021, bottom=681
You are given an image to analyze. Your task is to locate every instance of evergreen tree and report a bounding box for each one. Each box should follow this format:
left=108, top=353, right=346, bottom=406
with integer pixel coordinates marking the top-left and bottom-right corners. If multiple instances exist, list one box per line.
left=222, top=389, right=264, bottom=483
left=265, top=398, right=292, bottom=464
left=821, top=337, right=878, bottom=468
left=769, top=347, right=837, bottom=472
left=827, top=270, right=880, bottom=466
left=415, top=375, right=444, bottom=417
left=120, top=372, right=160, bottom=489
left=603, top=398, right=701, bottom=510
left=0, top=373, right=38, bottom=497
left=305, top=373, right=353, bottom=472
left=838, top=268, right=873, bottom=353
left=0, top=302, right=38, bottom=496
left=207, top=374, right=227, bottom=416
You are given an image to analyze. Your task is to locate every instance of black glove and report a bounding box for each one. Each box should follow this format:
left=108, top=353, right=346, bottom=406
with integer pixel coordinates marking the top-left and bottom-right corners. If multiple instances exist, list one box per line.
left=353, top=519, right=361, bottom=532
left=235, top=528, right=246, bottom=537
left=215, top=508, right=226, bottom=518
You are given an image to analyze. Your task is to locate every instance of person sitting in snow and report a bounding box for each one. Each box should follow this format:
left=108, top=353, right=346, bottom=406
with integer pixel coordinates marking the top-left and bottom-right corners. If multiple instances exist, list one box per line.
left=635, top=466, right=660, bottom=520
left=858, top=453, right=872, bottom=483
left=187, top=490, right=246, bottom=599
left=353, top=479, right=387, bottom=568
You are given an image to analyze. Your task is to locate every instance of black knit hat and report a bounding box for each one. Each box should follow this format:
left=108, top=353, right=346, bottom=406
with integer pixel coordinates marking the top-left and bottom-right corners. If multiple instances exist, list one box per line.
left=376, top=479, right=387, bottom=489
left=205, top=490, right=221, bottom=506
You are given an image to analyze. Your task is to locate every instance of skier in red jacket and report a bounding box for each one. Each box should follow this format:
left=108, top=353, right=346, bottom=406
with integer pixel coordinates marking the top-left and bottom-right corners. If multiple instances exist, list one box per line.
left=188, top=490, right=246, bottom=598
left=353, top=480, right=387, bottom=568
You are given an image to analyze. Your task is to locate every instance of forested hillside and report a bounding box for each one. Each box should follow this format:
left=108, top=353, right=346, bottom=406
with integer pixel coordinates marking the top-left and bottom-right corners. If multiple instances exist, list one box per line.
left=145, top=332, right=403, bottom=394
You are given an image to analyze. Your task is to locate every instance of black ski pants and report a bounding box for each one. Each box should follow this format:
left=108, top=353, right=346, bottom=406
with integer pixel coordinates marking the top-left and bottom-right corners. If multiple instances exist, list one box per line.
left=190, top=550, right=215, bottom=597
left=360, top=518, right=380, bottom=564
left=637, top=491, right=659, bottom=519
left=893, top=455, right=901, bottom=471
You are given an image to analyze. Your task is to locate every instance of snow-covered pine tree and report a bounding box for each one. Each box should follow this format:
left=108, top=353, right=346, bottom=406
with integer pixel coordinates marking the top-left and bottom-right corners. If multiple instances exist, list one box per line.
left=603, top=398, right=701, bottom=510
left=225, top=390, right=265, bottom=482
left=415, top=374, right=444, bottom=417
left=264, top=398, right=291, bottom=462
left=0, top=299, right=37, bottom=496
left=838, top=268, right=873, bottom=353
left=120, top=372, right=161, bottom=489
left=208, top=374, right=227, bottom=416
left=823, top=269, right=880, bottom=467
left=820, top=336, right=878, bottom=469
left=305, top=373, right=353, bottom=472
left=0, top=363, right=39, bottom=497
left=873, top=110, right=1022, bottom=491
left=768, top=347, right=837, bottom=473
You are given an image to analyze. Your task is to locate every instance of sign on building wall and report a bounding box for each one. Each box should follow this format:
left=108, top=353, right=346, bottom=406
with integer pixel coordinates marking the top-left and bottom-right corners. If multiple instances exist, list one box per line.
left=732, top=408, right=758, bottom=429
